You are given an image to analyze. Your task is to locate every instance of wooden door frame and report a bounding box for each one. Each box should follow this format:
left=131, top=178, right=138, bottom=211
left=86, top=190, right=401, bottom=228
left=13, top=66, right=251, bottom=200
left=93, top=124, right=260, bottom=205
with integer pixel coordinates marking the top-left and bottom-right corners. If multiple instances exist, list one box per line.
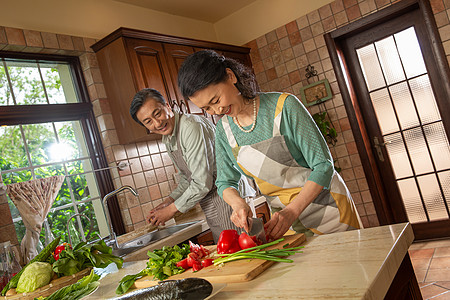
left=324, top=0, right=450, bottom=238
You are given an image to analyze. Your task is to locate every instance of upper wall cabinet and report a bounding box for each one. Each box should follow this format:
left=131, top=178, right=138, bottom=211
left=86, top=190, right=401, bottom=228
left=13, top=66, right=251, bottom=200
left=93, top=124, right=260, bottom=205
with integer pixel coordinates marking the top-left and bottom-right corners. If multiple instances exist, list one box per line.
left=91, top=28, right=251, bottom=144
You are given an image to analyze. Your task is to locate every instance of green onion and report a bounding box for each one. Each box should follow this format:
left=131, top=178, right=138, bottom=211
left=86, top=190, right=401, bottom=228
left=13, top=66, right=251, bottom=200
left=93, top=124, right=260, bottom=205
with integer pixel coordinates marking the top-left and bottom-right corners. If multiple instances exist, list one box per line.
left=213, top=238, right=304, bottom=266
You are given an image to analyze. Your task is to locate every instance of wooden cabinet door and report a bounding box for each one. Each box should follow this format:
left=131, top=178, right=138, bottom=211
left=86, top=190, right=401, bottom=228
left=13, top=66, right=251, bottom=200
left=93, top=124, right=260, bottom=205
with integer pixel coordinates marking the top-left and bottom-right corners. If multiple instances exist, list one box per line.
left=124, top=38, right=176, bottom=108
left=163, top=44, right=200, bottom=114
left=165, top=44, right=221, bottom=124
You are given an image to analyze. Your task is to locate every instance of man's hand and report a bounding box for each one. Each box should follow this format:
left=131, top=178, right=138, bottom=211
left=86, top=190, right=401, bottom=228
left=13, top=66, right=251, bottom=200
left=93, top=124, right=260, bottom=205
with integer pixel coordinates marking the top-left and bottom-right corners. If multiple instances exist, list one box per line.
left=150, top=197, right=175, bottom=214
left=147, top=202, right=178, bottom=226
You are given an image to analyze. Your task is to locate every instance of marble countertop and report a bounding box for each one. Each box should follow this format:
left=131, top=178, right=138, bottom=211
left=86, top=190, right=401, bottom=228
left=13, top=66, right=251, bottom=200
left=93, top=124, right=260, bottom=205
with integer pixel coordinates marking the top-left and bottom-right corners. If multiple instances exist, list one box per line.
left=87, top=222, right=414, bottom=299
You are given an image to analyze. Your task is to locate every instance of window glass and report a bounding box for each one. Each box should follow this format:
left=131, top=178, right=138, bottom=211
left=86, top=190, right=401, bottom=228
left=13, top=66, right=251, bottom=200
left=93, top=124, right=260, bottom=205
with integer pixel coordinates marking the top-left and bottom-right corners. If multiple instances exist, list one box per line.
left=0, top=59, right=79, bottom=106
left=1, top=56, right=109, bottom=246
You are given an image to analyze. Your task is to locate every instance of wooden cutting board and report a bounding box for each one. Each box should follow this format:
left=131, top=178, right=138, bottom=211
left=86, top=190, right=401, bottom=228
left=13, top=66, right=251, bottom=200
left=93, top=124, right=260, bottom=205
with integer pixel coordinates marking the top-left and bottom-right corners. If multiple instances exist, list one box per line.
left=3, top=267, right=92, bottom=300
left=134, top=233, right=305, bottom=288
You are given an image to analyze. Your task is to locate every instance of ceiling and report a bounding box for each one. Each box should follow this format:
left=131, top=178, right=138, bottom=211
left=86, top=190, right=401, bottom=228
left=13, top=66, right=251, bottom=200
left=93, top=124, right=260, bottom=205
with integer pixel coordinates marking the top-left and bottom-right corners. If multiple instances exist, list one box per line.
left=113, top=0, right=259, bottom=23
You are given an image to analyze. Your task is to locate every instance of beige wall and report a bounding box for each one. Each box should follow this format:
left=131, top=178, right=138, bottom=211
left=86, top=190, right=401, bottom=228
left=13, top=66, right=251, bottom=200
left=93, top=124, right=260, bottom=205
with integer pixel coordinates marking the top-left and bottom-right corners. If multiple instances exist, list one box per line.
left=2, top=0, right=334, bottom=46
left=0, top=0, right=217, bottom=42
left=215, top=0, right=334, bottom=45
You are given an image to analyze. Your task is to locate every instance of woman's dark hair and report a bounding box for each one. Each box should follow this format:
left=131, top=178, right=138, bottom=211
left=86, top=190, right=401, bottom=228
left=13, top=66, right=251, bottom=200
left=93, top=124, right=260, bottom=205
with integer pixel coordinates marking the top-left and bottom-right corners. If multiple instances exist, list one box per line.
left=178, top=50, right=259, bottom=102
left=130, top=88, right=166, bottom=126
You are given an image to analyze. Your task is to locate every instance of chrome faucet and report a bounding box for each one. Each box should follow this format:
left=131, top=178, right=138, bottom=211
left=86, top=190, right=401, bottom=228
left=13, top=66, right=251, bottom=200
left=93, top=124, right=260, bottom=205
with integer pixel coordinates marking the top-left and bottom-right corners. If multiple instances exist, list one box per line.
left=66, top=213, right=96, bottom=246
left=102, top=185, right=139, bottom=249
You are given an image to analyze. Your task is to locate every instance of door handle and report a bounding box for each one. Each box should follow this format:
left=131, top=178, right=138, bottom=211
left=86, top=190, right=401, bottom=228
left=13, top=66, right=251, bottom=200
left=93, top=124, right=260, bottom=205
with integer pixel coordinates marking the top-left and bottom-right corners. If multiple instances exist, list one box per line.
left=373, top=136, right=391, bottom=162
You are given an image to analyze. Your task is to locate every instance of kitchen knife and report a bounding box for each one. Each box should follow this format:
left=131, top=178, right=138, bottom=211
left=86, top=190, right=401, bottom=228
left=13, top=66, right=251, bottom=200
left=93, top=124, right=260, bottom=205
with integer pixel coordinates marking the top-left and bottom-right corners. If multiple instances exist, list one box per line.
left=247, top=217, right=267, bottom=244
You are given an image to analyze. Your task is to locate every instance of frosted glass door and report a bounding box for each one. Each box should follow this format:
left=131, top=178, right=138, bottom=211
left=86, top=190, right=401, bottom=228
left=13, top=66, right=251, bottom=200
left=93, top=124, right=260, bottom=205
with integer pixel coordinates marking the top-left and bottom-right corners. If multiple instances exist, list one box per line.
left=356, top=27, right=450, bottom=224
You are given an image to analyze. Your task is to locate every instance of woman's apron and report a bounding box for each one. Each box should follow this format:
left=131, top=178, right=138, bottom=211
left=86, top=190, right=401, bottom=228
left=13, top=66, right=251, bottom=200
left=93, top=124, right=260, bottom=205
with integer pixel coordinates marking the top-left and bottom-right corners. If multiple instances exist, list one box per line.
left=170, top=125, right=240, bottom=243
left=221, top=93, right=362, bottom=236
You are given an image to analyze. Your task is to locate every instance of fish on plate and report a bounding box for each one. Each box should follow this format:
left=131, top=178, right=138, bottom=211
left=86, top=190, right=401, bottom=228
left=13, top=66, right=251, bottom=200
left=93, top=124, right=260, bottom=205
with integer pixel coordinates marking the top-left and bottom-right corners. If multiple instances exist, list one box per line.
left=110, top=278, right=213, bottom=300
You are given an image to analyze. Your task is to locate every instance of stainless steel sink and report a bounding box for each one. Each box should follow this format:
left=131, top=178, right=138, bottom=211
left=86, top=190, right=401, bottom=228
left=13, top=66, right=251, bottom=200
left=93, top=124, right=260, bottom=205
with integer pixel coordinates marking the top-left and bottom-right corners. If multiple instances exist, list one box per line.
left=112, top=220, right=200, bottom=257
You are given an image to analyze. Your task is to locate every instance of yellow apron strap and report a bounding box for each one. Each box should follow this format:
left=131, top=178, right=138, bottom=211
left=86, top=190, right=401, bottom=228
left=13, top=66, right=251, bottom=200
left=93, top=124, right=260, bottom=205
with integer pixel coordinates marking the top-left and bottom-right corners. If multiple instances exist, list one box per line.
left=275, top=93, right=289, bottom=119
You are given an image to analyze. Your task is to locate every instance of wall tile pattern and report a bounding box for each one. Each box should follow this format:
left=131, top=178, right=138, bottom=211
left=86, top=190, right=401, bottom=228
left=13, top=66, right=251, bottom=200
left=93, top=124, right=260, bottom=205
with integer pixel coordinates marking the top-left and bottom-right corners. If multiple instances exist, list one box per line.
left=243, top=0, right=450, bottom=228
left=1, top=0, right=450, bottom=242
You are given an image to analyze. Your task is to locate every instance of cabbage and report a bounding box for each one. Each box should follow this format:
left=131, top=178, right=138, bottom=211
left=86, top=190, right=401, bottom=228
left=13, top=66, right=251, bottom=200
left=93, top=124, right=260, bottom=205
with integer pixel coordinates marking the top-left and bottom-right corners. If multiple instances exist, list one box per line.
left=16, top=262, right=53, bottom=293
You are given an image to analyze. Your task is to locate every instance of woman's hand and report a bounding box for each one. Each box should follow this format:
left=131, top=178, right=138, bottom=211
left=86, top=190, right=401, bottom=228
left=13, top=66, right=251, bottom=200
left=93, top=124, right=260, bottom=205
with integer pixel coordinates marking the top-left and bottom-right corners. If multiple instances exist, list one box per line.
left=263, top=207, right=298, bottom=241
left=264, top=181, right=324, bottom=240
left=222, top=187, right=253, bottom=232
left=230, top=201, right=253, bottom=232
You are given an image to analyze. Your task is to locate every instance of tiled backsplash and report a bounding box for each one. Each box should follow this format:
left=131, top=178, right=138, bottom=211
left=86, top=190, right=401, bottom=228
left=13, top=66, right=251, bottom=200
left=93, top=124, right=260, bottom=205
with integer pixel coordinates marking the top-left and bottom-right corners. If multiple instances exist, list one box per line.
left=1, top=0, right=449, bottom=244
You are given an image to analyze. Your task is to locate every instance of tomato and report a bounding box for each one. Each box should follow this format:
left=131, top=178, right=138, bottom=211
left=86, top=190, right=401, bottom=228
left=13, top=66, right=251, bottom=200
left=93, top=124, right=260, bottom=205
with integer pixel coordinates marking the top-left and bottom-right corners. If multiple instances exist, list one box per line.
left=192, top=261, right=203, bottom=272
left=176, top=258, right=190, bottom=270
left=238, top=232, right=257, bottom=250
left=189, top=240, right=210, bottom=257
left=201, top=258, right=213, bottom=268
left=53, top=253, right=60, bottom=261
left=186, top=252, right=199, bottom=267
left=217, top=230, right=241, bottom=254
left=251, top=235, right=263, bottom=246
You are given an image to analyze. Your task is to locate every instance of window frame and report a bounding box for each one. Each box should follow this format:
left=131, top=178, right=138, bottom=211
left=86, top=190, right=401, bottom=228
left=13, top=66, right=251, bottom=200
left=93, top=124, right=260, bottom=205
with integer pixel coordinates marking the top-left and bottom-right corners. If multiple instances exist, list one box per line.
left=0, top=50, right=126, bottom=236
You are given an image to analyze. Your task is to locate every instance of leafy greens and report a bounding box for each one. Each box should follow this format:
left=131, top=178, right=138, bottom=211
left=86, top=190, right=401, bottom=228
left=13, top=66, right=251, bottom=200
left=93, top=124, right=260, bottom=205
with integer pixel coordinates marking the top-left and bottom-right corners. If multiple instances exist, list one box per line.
left=52, top=240, right=123, bottom=277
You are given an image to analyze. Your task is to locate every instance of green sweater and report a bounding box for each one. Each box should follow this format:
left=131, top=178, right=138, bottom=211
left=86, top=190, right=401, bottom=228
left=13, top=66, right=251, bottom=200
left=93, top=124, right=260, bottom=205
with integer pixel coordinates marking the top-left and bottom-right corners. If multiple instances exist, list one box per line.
left=215, top=92, right=334, bottom=198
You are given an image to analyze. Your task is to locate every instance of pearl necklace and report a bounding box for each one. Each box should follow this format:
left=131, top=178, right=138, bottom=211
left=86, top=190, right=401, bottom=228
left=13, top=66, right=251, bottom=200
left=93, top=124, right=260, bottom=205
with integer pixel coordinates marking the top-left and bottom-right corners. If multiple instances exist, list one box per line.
left=233, top=98, right=257, bottom=133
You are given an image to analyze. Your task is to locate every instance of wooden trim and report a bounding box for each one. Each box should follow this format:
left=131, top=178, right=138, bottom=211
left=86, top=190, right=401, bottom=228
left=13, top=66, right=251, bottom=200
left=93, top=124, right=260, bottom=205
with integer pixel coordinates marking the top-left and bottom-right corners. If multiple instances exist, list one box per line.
left=82, top=112, right=125, bottom=235
left=412, top=220, right=450, bottom=240
left=68, top=54, right=126, bottom=235
left=0, top=103, right=92, bottom=125
left=418, top=0, right=450, bottom=140
left=0, top=51, right=82, bottom=64
left=384, top=253, right=422, bottom=299
left=91, top=27, right=251, bottom=54
left=324, top=33, right=393, bottom=225
left=329, top=0, right=419, bottom=39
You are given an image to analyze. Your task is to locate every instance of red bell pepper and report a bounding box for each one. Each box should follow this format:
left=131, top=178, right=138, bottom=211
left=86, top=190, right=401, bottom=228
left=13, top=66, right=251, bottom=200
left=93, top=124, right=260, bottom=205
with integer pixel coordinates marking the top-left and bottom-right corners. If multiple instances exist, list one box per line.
left=53, top=242, right=72, bottom=261
left=217, top=229, right=241, bottom=254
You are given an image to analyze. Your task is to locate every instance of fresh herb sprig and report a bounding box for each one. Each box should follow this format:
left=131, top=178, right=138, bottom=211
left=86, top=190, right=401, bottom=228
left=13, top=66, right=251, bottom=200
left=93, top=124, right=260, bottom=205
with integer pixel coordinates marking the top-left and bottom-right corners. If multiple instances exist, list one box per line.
left=115, top=269, right=148, bottom=295
left=213, top=238, right=304, bottom=265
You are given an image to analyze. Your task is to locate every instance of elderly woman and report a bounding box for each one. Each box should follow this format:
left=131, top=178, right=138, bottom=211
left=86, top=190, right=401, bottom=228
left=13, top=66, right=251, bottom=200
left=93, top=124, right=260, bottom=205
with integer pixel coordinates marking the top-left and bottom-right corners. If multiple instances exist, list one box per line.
left=177, top=50, right=362, bottom=240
